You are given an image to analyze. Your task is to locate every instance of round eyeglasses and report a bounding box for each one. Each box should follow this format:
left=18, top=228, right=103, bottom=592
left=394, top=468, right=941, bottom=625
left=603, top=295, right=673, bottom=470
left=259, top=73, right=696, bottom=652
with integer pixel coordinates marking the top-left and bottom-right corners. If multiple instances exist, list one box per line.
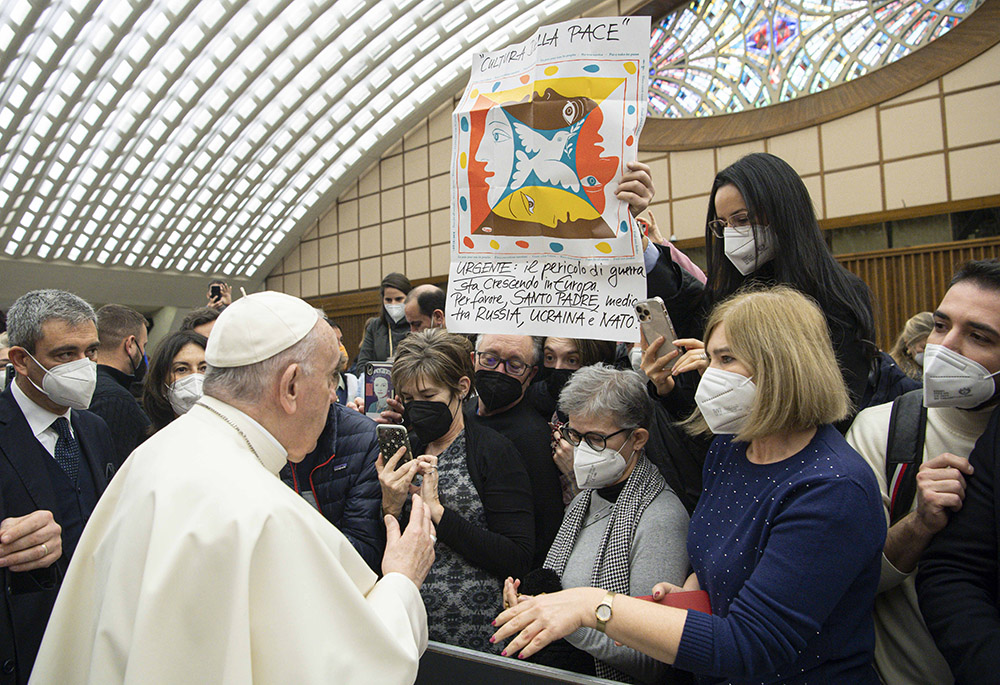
left=560, top=425, right=634, bottom=451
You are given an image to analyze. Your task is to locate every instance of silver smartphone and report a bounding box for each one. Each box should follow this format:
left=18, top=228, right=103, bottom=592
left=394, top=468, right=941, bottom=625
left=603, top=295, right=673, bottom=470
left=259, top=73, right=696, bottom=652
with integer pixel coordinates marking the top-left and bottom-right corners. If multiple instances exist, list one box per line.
left=635, top=297, right=681, bottom=370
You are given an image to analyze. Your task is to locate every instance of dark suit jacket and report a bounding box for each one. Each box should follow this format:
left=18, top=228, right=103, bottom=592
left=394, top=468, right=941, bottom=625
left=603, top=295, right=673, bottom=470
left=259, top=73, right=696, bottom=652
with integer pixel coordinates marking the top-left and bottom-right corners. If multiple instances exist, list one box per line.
left=0, top=385, right=114, bottom=685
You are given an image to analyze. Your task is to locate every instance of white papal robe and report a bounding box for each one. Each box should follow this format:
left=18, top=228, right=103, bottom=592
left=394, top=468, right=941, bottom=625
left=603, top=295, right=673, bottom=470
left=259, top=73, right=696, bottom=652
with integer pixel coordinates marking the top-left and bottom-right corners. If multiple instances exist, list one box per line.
left=29, top=395, right=427, bottom=685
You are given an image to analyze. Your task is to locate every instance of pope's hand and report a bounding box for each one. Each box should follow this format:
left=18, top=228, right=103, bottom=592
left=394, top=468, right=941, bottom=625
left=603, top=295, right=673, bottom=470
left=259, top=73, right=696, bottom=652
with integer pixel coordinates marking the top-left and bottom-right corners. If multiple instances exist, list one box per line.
left=382, top=493, right=436, bottom=588
left=0, top=510, right=62, bottom=572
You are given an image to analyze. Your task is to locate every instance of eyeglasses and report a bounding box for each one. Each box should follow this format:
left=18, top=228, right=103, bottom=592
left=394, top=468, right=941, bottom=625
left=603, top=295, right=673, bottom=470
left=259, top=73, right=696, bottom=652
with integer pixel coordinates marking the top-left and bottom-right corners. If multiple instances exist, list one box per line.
left=475, top=351, right=530, bottom=377
left=560, top=425, right=633, bottom=451
left=708, top=211, right=752, bottom=238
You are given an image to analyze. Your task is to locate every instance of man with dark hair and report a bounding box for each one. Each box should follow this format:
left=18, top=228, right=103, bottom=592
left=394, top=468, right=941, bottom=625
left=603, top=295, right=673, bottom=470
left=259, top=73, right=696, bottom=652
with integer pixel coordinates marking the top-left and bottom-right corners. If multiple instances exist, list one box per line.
left=180, top=307, right=220, bottom=338
left=403, top=284, right=446, bottom=333
left=466, top=334, right=564, bottom=566
left=90, top=304, right=151, bottom=468
left=1, top=289, right=116, bottom=684
left=846, top=258, right=1000, bottom=684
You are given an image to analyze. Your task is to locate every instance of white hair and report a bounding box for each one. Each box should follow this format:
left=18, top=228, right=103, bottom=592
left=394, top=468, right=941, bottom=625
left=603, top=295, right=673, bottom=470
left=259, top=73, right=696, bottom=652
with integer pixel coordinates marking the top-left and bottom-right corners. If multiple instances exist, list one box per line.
left=203, top=324, right=326, bottom=402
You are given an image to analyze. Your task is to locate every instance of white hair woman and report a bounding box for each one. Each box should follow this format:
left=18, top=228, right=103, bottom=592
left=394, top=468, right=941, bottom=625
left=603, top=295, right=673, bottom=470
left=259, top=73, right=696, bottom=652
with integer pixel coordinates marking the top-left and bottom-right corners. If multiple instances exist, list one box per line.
left=505, top=363, right=689, bottom=683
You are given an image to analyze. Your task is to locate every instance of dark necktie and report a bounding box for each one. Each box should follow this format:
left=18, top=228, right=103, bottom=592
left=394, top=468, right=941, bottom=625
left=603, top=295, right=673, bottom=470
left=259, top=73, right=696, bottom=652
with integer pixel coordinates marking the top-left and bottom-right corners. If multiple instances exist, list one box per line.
left=53, top=417, right=81, bottom=483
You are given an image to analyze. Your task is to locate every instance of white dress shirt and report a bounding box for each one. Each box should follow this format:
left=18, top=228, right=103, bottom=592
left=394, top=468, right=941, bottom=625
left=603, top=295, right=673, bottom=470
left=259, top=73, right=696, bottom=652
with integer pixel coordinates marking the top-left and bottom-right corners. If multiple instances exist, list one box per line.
left=10, top=377, right=72, bottom=458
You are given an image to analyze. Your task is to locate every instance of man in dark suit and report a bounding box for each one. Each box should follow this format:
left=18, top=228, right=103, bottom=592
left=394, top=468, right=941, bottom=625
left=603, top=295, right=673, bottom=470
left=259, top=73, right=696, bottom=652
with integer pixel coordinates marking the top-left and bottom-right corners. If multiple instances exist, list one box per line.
left=0, top=289, right=115, bottom=685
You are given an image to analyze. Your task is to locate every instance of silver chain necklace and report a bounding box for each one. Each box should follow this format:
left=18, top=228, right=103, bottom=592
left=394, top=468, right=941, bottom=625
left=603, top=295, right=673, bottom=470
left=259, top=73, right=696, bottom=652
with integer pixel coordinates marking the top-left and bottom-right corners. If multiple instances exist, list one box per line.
left=200, top=403, right=265, bottom=467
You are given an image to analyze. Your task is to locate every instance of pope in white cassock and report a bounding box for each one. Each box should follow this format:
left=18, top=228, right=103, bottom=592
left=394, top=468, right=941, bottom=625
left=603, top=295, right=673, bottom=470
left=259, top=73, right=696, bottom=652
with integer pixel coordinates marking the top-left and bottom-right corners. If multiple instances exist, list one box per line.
left=28, top=291, right=436, bottom=685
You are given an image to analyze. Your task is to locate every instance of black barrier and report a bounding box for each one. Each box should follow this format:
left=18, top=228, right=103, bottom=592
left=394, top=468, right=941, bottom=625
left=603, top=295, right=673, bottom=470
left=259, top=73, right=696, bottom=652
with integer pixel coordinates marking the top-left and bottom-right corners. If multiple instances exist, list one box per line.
left=415, top=641, right=620, bottom=685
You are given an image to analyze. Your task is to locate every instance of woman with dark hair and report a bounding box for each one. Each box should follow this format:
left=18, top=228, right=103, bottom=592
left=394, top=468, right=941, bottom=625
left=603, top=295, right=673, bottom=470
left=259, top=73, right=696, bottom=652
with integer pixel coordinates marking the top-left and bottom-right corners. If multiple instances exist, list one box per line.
left=142, top=330, right=208, bottom=433
left=356, top=272, right=412, bottom=367
left=643, top=153, right=876, bottom=419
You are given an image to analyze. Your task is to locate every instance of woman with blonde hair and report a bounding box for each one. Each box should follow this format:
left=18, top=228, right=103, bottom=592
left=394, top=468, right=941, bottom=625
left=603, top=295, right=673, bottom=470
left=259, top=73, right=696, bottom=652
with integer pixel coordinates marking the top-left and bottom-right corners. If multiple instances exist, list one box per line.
left=377, top=328, right=534, bottom=653
left=889, top=311, right=934, bottom=380
left=493, top=286, right=886, bottom=684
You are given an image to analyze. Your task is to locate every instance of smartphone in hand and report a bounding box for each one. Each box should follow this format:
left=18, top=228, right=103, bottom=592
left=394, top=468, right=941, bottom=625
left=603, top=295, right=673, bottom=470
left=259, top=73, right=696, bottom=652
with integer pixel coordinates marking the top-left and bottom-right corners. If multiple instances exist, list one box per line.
left=635, top=297, right=681, bottom=370
left=365, top=362, right=394, bottom=418
left=377, top=424, right=413, bottom=470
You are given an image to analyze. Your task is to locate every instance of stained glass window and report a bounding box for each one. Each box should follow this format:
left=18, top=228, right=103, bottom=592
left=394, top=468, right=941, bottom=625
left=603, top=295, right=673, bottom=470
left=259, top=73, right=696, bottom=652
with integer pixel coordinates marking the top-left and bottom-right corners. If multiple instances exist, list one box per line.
left=648, top=0, right=985, bottom=118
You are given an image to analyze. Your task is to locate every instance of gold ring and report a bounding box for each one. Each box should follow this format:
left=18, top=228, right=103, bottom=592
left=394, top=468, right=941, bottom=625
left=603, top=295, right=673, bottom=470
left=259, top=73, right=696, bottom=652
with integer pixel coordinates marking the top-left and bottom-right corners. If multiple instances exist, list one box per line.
left=40, top=543, right=48, bottom=557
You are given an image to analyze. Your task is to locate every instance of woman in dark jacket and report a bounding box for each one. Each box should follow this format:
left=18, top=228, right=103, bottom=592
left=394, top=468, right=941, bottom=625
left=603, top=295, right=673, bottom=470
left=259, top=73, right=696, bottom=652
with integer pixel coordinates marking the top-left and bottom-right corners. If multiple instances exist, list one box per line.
left=377, top=328, right=534, bottom=653
left=355, top=272, right=411, bottom=368
left=642, top=153, right=876, bottom=424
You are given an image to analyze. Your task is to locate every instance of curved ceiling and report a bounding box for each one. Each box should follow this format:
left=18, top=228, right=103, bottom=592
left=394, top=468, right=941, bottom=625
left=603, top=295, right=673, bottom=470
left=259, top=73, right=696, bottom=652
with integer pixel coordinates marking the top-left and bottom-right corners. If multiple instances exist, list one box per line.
left=0, top=0, right=600, bottom=306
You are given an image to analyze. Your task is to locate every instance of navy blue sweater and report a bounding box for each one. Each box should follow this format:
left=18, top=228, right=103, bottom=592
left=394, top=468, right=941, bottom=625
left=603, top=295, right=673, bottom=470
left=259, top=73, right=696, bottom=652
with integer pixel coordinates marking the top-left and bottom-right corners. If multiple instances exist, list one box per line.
left=675, top=425, right=885, bottom=683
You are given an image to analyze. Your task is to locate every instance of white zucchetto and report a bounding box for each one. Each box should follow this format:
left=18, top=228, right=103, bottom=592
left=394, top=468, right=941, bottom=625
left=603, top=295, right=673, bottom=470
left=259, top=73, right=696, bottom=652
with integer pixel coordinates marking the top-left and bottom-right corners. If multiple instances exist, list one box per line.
left=204, top=291, right=320, bottom=367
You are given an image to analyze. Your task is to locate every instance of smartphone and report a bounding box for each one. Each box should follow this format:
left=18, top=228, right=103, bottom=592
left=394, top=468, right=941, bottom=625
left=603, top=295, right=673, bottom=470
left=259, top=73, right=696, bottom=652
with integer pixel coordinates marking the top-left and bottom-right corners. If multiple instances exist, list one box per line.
left=364, top=362, right=394, bottom=418
left=210, top=284, right=222, bottom=301
left=636, top=297, right=681, bottom=370
left=377, top=424, right=413, bottom=470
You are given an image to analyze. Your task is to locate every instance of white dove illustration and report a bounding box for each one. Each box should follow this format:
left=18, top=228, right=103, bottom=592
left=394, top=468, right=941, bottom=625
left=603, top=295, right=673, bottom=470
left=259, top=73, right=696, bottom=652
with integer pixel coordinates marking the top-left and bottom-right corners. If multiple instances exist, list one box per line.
left=510, top=120, right=583, bottom=192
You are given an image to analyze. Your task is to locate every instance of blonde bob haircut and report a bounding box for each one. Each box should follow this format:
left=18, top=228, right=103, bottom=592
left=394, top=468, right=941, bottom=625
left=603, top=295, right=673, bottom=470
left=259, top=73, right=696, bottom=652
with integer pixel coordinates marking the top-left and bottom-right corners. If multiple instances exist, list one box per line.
left=888, top=311, right=933, bottom=380
left=391, top=328, right=475, bottom=400
left=685, top=285, right=851, bottom=441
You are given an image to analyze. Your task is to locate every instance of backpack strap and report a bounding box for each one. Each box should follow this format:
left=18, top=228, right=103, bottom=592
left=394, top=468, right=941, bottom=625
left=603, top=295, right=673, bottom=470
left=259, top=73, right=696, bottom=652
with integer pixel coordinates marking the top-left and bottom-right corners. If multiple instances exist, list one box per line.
left=885, top=389, right=928, bottom=526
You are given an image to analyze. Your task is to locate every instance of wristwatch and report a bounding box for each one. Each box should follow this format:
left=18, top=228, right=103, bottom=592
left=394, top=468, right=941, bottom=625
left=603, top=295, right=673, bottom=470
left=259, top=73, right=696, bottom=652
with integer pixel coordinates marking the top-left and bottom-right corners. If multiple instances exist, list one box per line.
left=595, top=590, right=616, bottom=633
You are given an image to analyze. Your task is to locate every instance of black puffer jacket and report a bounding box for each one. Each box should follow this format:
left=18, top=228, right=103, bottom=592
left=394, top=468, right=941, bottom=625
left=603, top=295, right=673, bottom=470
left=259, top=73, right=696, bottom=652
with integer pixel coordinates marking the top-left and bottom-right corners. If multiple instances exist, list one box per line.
left=281, top=403, right=383, bottom=572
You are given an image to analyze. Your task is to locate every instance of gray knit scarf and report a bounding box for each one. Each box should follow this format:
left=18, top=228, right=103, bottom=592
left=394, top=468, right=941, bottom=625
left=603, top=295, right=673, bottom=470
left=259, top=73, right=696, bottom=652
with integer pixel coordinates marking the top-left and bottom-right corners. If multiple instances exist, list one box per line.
left=544, top=453, right=665, bottom=682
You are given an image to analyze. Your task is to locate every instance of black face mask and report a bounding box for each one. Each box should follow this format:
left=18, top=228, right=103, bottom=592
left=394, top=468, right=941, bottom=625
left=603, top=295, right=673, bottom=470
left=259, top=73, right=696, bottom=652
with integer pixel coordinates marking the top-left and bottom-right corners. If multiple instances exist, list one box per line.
left=475, top=370, right=526, bottom=413
left=128, top=341, right=148, bottom=384
left=402, top=399, right=455, bottom=445
left=545, top=368, right=575, bottom=400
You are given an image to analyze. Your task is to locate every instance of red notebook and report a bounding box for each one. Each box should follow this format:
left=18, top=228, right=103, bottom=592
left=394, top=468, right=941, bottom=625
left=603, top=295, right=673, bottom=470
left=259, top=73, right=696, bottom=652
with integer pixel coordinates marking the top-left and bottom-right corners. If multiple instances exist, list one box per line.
left=636, top=590, right=712, bottom=614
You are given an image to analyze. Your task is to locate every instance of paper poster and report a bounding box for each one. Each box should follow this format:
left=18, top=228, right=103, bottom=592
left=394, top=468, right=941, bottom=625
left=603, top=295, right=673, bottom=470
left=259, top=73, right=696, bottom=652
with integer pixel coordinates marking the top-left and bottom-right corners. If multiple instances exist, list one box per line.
left=446, top=17, right=650, bottom=342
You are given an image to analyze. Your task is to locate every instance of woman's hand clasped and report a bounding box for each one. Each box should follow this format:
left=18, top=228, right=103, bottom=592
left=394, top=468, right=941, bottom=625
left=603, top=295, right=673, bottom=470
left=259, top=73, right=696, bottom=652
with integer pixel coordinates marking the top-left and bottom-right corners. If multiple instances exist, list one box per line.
left=416, top=454, right=445, bottom=524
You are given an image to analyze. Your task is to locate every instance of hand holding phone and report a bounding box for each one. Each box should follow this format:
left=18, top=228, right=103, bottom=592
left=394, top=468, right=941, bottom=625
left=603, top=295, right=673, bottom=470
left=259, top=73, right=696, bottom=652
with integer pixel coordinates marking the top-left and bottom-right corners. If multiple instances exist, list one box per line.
left=365, top=363, right=394, bottom=418
left=636, top=297, right=681, bottom=370
left=377, top=424, right=413, bottom=471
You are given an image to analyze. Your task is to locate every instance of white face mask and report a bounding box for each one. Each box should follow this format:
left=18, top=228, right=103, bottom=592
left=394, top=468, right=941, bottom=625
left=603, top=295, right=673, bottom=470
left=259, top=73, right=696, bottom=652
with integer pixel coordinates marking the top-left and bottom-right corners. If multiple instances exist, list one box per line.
left=385, top=303, right=406, bottom=323
left=573, top=437, right=632, bottom=490
left=724, top=225, right=775, bottom=276
left=629, top=347, right=643, bottom=372
left=695, top=367, right=757, bottom=434
left=922, top=343, right=1000, bottom=408
left=169, top=373, right=205, bottom=415
left=913, top=352, right=925, bottom=367
left=25, top=352, right=97, bottom=410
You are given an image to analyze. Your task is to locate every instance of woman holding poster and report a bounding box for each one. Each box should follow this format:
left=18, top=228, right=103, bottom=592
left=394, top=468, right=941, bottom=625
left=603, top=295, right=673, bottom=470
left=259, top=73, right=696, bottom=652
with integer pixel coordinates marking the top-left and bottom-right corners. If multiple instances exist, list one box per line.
left=642, top=153, right=875, bottom=420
